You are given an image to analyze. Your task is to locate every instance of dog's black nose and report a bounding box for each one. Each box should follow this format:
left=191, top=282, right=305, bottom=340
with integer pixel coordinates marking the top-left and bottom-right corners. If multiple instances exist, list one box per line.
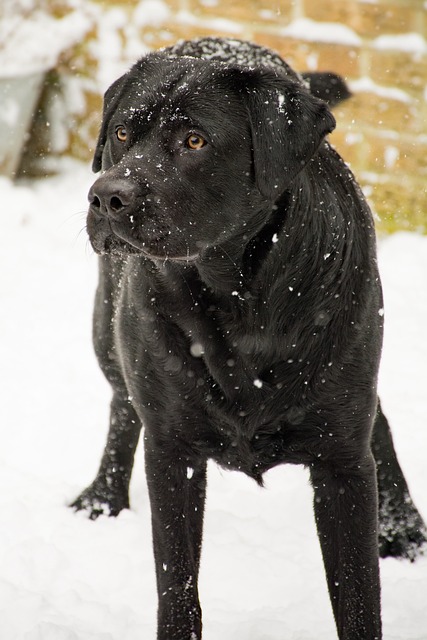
left=88, top=177, right=137, bottom=219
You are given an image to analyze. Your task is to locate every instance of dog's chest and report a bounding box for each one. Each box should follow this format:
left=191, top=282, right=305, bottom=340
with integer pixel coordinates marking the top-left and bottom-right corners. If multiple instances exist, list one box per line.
left=115, top=273, right=268, bottom=398
left=112, top=266, right=322, bottom=476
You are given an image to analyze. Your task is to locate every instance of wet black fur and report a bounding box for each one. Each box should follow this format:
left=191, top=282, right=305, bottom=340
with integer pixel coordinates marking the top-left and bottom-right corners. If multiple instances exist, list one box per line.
left=72, top=38, right=426, bottom=640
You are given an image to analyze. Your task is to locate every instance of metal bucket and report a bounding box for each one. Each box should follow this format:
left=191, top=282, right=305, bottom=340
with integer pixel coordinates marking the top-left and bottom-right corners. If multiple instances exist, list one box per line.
left=0, top=71, right=45, bottom=178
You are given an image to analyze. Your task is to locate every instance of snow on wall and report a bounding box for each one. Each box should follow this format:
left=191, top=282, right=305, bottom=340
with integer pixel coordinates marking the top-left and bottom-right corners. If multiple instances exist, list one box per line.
left=0, top=2, right=93, bottom=76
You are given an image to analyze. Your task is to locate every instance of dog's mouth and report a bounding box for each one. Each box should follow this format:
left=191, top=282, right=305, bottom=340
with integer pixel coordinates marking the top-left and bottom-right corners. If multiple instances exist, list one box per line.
left=87, top=208, right=201, bottom=263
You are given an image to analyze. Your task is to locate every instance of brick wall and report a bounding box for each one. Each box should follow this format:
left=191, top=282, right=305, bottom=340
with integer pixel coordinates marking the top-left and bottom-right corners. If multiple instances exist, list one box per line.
left=27, top=0, right=427, bottom=232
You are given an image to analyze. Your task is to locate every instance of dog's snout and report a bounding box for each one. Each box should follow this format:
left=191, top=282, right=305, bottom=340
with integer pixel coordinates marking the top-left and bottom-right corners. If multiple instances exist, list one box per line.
left=88, top=177, right=137, bottom=219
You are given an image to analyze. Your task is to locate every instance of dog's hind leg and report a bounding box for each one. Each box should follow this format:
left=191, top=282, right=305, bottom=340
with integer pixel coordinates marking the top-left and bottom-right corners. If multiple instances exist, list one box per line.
left=372, top=401, right=426, bottom=560
left=310, top=455, right=382, bottom=640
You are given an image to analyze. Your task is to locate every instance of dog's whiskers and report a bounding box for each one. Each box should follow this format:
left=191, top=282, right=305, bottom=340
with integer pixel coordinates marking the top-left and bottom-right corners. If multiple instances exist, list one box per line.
left=61, top=210, right=87, bottom=227
left=84, top=237, right=96, bottom=258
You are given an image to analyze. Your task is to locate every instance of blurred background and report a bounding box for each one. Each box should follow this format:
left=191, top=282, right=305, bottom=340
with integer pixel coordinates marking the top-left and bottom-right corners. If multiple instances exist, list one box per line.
left=1, top=0, right=426, bottom=232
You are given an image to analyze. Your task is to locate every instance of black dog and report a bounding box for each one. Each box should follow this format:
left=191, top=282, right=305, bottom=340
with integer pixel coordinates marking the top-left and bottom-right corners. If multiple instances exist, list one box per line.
left=73, top=38, right=426, bottom=639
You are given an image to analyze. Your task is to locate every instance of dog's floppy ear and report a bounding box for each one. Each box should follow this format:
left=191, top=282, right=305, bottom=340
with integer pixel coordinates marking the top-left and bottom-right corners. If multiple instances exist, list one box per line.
left=236, top=69, right=336, bottom=200
left=92, top=75, right=129, bottom=173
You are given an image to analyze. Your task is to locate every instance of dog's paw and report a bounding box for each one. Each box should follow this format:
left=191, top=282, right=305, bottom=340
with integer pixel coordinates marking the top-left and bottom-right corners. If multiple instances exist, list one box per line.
left=378, top=494, right=427, bottom=561
left=70, top=480, right=129, bottom=520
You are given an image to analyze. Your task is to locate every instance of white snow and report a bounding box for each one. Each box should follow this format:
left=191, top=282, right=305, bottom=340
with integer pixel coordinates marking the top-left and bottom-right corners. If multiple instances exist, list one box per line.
left=187, top=467, right=195, bottom=480
left=176, top=10, right=243, bottom=35
left=373, top=33, right=427, bottom=54
left=281, top=18, right=361, bottom=47
left=349, top=76, right=413, bottom=104
left=0, top=2, right=93, bottom=76
left=133, top=0, right=171, bottom=27
left=0, top=160, right=426, bottom=639
left=384, top=146, right=399, bottom=170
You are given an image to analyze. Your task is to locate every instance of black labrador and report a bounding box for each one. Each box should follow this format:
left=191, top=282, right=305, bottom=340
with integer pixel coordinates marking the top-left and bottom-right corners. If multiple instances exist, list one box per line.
left=72, top=38, right=426, bottom=640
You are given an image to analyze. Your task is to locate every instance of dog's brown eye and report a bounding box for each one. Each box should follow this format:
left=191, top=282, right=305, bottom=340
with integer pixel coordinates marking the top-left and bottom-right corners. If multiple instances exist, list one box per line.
left=186, top=134, right=206, bottom=150
left=116, top=126, right=127, bottom=142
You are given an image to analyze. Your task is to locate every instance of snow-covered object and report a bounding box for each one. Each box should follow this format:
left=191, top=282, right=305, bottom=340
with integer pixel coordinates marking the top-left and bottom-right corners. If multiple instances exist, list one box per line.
left=0, top=72, right=44, bottom=176
left=0, top=1, right=94, bottom=176
left=0, top=2, right=93, bottom=76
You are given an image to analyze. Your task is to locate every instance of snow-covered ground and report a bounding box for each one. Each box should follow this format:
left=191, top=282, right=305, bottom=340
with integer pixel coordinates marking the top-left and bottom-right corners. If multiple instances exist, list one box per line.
left=1, top=161, right=426, bottom=639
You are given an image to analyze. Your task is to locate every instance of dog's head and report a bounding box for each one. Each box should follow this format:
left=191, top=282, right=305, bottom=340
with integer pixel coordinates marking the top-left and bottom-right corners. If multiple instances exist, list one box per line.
left=87, top=51, right=335, bottom=261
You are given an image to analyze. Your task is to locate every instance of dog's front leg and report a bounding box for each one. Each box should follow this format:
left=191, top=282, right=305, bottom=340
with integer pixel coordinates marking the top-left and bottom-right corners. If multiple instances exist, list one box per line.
left=144, top=429, right=207, bottom=640
left=310, top=455, right=382, bottom=640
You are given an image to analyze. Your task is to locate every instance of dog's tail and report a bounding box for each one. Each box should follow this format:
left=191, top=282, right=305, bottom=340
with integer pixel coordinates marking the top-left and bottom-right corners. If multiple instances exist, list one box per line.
left=301, top=71, right=352, bottom=107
